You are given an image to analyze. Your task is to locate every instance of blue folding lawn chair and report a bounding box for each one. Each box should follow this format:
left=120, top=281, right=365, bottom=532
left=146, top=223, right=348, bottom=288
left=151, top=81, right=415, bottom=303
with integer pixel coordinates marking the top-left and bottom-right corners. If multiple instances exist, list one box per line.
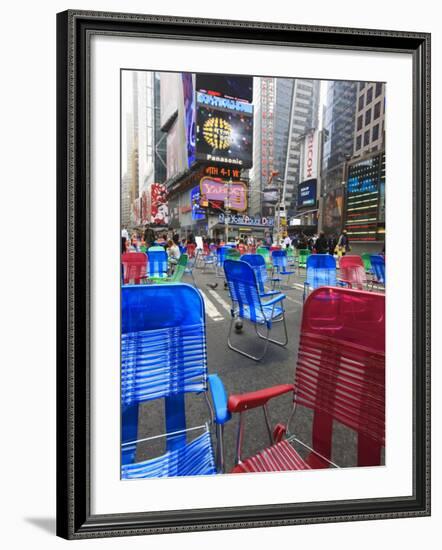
left=271, top=249, right=296, bottom=289
left=146, top=249, right=168, bottom=282
left=224, top=259, right=288, bottom=361
left=121, top=284, right=231, bottom=478
left=369, top=254, right=386, bottom=290
left=241, top=254, right=280, bottom=298
left=216, top=246, right=229, bottom=277
left=303, top=254, right=338, bottom=301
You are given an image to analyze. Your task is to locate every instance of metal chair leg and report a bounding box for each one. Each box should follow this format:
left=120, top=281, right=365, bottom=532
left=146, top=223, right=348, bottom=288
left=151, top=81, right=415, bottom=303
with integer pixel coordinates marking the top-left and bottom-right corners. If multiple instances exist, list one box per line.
left=227, top=316, right=271, bottom=361
left=254, top=313, right=288, bottom=347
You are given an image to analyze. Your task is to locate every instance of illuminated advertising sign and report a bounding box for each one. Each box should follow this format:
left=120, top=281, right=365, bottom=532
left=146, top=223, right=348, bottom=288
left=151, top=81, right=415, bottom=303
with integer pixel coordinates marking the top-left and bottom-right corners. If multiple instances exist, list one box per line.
left=150, top=183, right=169, bottom=225
left=301, top=131, right=320, bottom=181
left=196, top=92, right=253, bottom=114
left=322, top=188, right=344, bottom=235
left=196, top=107, right=253, bottom=167
left=196, top=74, right=253, bottom=103
left=182, top=73, right=196, bottom=167
left=199, top=177, right=247, bottom=212
left=297, top=179, right=317, bottom=208
left=345, top=154, right=383, bottom=241
left=190, top=186, right=205, bottom=220
left=218, top=213, right=274, bottom=227
left=203, top=166, right=242, bottom=180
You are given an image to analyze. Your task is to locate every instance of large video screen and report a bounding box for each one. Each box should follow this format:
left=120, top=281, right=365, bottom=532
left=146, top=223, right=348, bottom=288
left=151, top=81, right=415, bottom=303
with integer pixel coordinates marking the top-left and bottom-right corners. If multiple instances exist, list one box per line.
left=195, top=106, right=253, bottom=168
left=196, top=73, right=253, bottom=102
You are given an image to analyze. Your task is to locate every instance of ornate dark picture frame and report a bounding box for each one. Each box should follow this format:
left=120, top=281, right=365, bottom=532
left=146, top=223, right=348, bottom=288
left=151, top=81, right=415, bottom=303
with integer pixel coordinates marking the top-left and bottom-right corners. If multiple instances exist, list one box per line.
left=56, top=9, right=431, bottom=539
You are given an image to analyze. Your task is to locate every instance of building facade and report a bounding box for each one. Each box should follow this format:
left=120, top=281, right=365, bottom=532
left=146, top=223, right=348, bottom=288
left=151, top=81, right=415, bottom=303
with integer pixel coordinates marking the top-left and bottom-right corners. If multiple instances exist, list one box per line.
left=320, top=80, right=358, bottom=236
left=283, top=79, right=320, bottom=216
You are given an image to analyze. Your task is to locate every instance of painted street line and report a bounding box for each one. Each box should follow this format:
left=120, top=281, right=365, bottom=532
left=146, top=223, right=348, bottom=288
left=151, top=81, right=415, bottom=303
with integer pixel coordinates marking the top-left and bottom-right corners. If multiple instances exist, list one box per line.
left=285, top=295, right=303, bottom=306
left=207, top=289, right=232, bottom=314
left=199, top=290, right=224, bottom=321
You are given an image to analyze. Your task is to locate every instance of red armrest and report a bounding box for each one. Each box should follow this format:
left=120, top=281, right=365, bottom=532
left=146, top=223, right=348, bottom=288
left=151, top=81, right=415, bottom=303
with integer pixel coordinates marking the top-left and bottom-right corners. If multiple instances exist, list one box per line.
left=228, top=384, right=294, bottom=413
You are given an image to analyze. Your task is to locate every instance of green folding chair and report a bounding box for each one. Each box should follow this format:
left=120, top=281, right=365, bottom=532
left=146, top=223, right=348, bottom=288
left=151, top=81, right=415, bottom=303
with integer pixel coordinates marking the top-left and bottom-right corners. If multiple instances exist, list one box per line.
left=361, top=253, right=372, bottom=274
left=298, top=249, right=311, bottom=269
left=156, top=254, right=189, bottom=284
left=256, top=247, right=272, bottom=271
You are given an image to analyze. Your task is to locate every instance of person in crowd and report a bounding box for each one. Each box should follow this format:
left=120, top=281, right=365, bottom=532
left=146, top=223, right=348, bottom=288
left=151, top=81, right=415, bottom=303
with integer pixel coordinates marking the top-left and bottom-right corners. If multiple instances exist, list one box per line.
left=314, top=231, right=329, bottom=254
left=187, top=233, right=196, bottom=245
left=166, top=239, right=181, bottom=270
left=282, top=233, right=292, bottom=249
left=336, top=229, right=351, bottom=258
left=328, top=234, right=338, bottom=256
left=121, top=236, right=127, bottom=255
left=143, top=224, right=155, bottom=248
left=130, top=233, right=140, bottom=252
left=121, top=226, right=129, bottom=241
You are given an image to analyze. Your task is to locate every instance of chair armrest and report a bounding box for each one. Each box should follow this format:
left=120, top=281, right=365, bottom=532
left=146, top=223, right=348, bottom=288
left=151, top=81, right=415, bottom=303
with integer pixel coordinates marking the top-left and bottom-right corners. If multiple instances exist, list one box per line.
left=261, top=290, right=280, bottom=297
left=228, top=384, right=294, bottom=413
left=262, top=293, right=286, bottom=307
left=208, top=374, right=231, bottom=425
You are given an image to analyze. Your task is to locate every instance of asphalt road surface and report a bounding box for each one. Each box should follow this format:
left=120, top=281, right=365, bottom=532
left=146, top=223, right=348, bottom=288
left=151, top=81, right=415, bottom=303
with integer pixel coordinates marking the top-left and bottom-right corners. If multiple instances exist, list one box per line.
left=136, top=260, right=380, bottom=474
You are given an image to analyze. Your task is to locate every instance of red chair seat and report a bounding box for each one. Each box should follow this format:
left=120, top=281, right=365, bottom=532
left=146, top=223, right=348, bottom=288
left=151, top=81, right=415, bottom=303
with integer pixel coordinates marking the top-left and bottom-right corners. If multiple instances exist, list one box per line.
left=231, top=440, right=311, bottom=473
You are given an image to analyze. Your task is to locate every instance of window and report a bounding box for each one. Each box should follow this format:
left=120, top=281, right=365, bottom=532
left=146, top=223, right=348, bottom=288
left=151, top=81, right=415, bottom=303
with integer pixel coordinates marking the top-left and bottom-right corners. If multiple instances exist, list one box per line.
left=365, top=109, right=371, bottom=125
left=374, top=101, right=381, bottom=119
left=366, top=87, right=373, bottom=104
left=356, top=135, right=362, bottom=150
left=357, top=115, right=363, bottom=130
left=364, top=130, right=370, bottom=146
left=358, top=95, right=364, bottom=110
left=375, top=82, right=383, bottom=97
left=372, top=124, right=379, bottom=141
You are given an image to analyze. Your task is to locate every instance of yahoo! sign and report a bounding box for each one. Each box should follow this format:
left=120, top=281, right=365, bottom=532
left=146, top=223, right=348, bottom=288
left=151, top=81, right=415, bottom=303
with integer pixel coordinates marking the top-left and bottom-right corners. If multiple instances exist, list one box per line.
left=199, top=177, right=247, bottom=212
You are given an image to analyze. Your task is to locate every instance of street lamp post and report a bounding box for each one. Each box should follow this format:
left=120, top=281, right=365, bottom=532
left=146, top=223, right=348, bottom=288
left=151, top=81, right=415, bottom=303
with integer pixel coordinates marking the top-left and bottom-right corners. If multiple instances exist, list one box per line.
left=224, top=179, right=232, bottom=243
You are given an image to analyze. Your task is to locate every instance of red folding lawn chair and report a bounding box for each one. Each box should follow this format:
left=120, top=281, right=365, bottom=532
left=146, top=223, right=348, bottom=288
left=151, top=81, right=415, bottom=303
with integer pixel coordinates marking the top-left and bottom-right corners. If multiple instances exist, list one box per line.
left=227, top=286, right=385, bottom=473
left=338, top=255, right=367, bottom=290
left=121, top=252, right=147, bottom=284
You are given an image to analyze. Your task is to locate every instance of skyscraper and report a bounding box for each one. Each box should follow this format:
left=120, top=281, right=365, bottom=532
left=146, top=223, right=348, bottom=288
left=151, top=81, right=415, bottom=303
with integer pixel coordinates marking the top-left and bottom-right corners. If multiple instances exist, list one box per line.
left=283, top=79, right=320, bottom=214
left=320, top=80, right=358, bottom=235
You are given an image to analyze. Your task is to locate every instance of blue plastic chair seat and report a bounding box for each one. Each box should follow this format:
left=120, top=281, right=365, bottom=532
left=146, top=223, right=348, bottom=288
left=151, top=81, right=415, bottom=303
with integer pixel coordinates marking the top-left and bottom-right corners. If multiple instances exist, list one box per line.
left=121, top=430, right=216, bottom=479
left=239, top=303, right=284, bottom=324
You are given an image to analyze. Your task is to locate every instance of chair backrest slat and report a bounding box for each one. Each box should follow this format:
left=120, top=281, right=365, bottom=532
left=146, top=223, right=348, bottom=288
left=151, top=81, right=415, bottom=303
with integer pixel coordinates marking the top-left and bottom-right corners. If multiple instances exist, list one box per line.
left=121, top=284, right=208, bottom=407
left=295, top=287, right=385, bottom=466
left=306, top=254, right=337, bottom=289
left=147, top=249, right=168, bottom=278
left=370, top=255, right=386, bottom=284
left=122, top=252, right=147, bottom=284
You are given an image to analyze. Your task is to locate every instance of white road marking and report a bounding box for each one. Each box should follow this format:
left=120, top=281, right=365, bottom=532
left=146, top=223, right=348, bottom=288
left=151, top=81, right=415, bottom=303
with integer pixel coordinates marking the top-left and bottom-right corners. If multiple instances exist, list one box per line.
left=200, top=290, right=224, bottom=321
left=285, top=295, right=303, bottom=306
left=207, top=289, right=231, bottom=313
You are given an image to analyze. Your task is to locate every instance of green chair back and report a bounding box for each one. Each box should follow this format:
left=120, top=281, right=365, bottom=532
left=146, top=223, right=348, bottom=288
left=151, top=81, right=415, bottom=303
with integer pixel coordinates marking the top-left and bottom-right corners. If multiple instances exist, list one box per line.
left=361, top=253, right=372, bottom=273
left=298, top=249, right=311, bottom=268
left=226, top=248, right=241, bottom=261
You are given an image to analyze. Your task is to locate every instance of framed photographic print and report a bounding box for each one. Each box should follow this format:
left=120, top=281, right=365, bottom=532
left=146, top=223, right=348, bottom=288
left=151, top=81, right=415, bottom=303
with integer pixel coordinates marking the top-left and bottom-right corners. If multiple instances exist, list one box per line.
left=56, top=9, right=431, bottom=539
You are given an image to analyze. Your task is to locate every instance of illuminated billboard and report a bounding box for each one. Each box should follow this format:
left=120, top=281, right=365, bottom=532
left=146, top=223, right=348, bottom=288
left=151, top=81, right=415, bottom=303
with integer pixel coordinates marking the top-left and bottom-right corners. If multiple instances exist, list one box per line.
left=150, top=183, right=169, bottom=225
left=196, top=74, right=253, bottom=102
left=345, top=153, right=384, bottom=241
left=196, top=107, right=253, bottom=168
left=182, top=73, right=196, bottom=167
left=297, top=179, right=317, bottom=208
left=190, top=186, right=205, bottom=220
left=199, top=177, right=247, bottom=212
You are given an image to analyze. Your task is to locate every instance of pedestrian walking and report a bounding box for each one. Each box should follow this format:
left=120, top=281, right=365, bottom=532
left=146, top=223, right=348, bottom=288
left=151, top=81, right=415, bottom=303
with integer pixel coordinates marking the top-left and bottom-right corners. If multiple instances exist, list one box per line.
left=314, top=231, right=329, bottom=254
left=336, top=229, right=351, bottom=258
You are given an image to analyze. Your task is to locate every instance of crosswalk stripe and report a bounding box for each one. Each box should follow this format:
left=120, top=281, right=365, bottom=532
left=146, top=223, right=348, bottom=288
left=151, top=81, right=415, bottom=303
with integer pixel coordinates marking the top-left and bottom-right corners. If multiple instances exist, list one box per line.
left=285, top=295, right=303, bottom=306
left=199, top=290, right=224, bottom=321
left=207, top=289, right=231, bottom=313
